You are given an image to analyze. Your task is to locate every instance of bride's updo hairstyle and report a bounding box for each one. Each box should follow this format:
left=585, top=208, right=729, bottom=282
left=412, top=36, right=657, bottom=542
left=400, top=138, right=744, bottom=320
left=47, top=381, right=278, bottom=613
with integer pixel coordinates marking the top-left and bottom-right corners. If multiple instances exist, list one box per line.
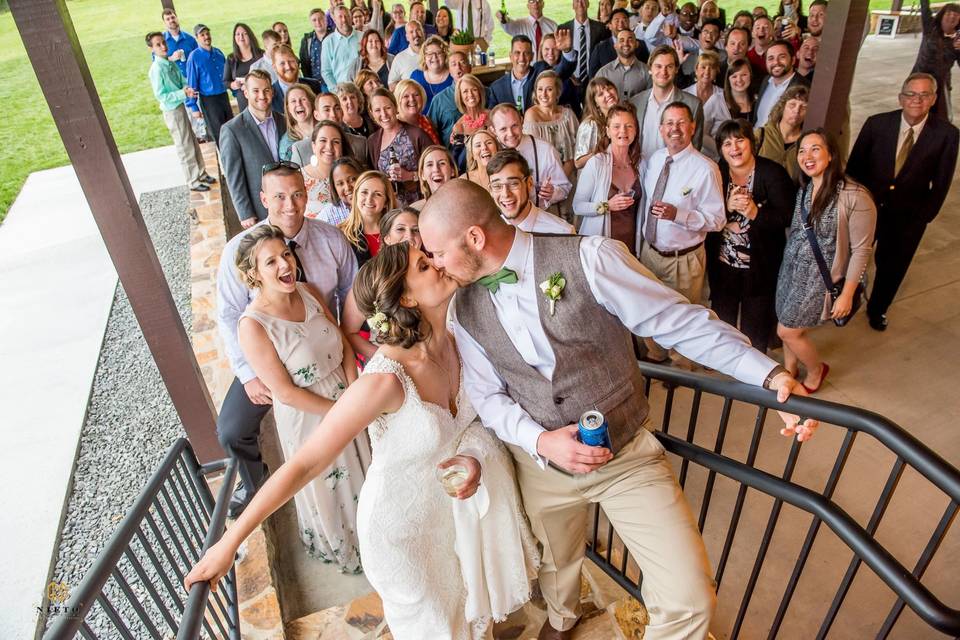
left=235, top=224, right=286, bottom=289
left=353, top=242, right=430, bottom=348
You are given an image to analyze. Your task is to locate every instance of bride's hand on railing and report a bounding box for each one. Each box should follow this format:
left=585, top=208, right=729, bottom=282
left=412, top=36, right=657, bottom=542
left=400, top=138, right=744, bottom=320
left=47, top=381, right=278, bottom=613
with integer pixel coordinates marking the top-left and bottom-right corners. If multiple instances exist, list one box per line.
left=770, top=375, right=819, bottom=442
left=184, top=540, right=236, bottom=593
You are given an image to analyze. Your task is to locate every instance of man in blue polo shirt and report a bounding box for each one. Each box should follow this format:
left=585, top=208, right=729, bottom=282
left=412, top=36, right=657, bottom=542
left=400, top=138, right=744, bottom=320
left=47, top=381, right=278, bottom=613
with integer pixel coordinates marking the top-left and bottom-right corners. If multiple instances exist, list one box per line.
left=186, top=24, right=233, bottom=145
left=387, top=1, right=436, bottom=54
left=159, top=9, right=201, bottom=123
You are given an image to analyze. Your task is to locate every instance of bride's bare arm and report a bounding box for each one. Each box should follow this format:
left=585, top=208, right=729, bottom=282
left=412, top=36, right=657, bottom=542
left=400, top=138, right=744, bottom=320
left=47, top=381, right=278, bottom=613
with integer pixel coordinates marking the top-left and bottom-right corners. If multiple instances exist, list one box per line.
left=183, top=373, right=403, bottom=592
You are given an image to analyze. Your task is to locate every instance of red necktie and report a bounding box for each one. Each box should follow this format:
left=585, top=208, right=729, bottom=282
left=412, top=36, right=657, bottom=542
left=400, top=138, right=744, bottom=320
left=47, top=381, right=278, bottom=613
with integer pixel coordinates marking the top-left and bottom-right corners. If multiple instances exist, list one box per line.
left=535, top=20, right=543, bottom=59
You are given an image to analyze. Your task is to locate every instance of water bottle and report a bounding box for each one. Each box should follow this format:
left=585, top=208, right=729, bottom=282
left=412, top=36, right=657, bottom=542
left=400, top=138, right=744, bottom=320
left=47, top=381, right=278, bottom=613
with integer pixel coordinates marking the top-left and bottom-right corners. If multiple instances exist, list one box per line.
left=474, top=44, right=482, bottom=67
left=489, top=49, right=496, bottom=66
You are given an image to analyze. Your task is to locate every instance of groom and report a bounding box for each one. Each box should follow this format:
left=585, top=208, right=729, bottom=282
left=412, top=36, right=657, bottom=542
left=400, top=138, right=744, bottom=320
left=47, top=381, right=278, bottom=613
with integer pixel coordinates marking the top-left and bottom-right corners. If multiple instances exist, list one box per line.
left=419, top=180, right=816, bottom=640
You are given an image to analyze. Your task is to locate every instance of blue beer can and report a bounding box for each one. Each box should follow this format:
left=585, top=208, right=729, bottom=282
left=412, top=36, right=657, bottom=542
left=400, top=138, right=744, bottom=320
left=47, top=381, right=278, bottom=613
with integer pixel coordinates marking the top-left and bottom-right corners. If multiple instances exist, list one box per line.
left=479, top=50, right=488, bottom=66
left=578, top=410, right=611, bottom=448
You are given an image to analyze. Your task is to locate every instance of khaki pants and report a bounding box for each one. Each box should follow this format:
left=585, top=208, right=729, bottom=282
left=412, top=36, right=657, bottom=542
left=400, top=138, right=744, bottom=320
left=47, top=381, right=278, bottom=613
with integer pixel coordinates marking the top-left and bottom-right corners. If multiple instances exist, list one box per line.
left=640, top=242, right=707, bottom=363
left=509, top=428, right=716, bottom=638
left=162, top=104, right=206, bottom=188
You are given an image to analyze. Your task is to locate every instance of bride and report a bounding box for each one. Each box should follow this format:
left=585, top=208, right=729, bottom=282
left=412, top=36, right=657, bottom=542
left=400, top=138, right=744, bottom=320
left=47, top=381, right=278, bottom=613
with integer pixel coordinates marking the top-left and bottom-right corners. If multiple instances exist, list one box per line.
left=185, top=242, right=539, bottom=639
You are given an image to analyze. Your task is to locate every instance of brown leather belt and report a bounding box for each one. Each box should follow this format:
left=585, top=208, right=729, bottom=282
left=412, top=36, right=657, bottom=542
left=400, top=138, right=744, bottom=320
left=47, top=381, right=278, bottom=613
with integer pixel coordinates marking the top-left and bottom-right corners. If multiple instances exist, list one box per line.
left=647, top=241, right=703, bottom=258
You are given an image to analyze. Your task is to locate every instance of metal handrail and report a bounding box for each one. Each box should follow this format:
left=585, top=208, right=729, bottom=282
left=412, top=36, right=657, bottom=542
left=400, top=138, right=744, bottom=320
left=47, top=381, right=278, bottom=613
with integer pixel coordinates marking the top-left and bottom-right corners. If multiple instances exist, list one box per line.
left=585, top=363, right=960, bottom=638
left=43, top=438, right=238, bottom=640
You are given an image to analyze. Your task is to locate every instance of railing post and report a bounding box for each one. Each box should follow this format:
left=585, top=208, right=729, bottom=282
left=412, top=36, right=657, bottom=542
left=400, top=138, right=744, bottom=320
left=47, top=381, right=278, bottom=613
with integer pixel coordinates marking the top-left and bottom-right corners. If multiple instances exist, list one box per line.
left=8, top=0, right=222, bottom=462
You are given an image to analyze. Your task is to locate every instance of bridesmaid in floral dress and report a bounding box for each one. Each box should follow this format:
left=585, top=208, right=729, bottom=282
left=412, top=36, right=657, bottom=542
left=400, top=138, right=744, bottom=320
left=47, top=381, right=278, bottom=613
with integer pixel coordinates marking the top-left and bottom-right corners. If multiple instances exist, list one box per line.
left=235, top=224, right=371, bottom=573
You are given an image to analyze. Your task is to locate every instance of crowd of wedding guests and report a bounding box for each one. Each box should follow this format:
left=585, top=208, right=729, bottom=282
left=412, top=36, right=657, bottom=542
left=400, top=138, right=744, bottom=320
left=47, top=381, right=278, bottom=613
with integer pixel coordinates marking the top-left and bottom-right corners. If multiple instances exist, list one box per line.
left=151, top=0, right=958, bottom=606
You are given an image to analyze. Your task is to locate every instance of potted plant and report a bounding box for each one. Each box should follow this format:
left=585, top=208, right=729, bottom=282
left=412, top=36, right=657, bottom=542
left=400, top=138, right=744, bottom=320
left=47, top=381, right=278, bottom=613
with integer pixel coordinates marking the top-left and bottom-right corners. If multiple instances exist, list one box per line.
left=449, top=0, right=477, bottom=57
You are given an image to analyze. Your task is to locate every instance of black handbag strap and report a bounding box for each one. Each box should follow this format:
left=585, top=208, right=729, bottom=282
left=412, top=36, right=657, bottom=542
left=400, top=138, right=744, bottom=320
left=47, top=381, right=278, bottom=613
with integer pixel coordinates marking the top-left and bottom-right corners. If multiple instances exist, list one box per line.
left=799, top=184, right=836, bottom=294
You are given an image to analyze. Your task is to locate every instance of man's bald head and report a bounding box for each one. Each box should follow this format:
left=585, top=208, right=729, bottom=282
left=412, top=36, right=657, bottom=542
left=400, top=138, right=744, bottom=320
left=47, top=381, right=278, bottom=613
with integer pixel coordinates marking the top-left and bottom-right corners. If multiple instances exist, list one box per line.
left=419, top=180, right=514, bottom=285
left=420, top=179, right=506, bottom=237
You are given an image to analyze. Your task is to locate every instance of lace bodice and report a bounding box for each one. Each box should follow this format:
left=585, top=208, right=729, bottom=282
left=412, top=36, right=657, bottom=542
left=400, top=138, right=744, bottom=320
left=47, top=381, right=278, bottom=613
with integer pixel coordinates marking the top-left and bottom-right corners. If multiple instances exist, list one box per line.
left=362, top=352, right=476, bottom=449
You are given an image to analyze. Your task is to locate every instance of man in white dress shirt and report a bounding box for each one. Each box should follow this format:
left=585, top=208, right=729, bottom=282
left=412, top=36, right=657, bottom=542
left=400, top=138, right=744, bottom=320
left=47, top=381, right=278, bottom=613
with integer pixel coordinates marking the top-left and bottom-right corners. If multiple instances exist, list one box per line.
left=387, top=20, right=424, bottom=87
left=446, top=0, right=495, bottom=50
left=487, top=150, right=575, bottom=233
left=488, top=104, right=573, bottom=208
left=639, top=102, right=723, bottom=361
left=216, top=164, right=357, bottom=517
left=419, top=179, right=816, bottom=640
left=496, top=0, right=557, bottom=61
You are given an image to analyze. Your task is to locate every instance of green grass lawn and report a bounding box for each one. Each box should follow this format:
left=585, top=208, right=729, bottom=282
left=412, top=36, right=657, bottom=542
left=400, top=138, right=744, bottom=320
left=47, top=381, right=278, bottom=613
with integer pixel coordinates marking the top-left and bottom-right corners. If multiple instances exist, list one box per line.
left=0, top=0, right=899, bottom=223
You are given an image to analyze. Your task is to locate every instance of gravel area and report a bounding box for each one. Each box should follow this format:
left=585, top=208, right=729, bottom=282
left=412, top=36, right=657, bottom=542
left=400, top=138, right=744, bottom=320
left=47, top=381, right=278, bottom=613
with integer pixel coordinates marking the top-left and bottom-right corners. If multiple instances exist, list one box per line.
left=45, top=187, right=199, bottom=638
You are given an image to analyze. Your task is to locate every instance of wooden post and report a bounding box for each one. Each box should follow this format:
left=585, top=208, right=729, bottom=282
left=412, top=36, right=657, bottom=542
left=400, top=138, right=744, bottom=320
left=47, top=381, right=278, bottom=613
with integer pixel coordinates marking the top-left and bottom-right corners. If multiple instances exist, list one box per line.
left=890, top=0, right=904, bottom=12
left=161, top=0, right=176, bottom=12
left=806, top=0, right=871, bottom=143
left=9, top=0, right=222, bottom=462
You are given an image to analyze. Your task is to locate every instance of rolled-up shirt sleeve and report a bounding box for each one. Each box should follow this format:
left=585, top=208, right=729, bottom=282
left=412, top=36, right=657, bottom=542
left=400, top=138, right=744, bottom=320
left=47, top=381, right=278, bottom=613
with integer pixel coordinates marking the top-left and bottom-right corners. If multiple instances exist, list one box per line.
left=581, top=236, right=778, bottom=385
left=452, top=306, right=547, bottom=466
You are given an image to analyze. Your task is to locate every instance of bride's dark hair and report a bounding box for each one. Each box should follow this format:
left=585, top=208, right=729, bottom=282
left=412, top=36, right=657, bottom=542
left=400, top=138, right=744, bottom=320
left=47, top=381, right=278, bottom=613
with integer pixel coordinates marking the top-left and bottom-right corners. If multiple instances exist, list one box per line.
left=353, top=242, right=431, bottom=348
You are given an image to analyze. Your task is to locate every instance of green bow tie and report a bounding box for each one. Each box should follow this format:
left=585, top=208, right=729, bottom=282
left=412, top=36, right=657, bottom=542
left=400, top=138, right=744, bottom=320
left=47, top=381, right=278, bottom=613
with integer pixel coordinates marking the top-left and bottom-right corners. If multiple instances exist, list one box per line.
left=477, top=268, right=519, bottom=294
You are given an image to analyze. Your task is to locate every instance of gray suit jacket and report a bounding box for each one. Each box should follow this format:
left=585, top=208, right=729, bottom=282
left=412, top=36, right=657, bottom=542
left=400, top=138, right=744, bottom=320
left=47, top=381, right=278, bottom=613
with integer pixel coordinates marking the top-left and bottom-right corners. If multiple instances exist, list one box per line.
left=629, top=87, right=705, bottom=154
left=290, top=132, right=369, bottom=169
left=219, top=110, right=287, bottom=222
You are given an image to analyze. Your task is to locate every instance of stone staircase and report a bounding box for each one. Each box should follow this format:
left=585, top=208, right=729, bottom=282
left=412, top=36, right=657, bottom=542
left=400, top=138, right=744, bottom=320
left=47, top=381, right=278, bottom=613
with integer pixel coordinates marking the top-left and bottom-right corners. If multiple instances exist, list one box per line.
left=280, top=563, right=648, bottom=640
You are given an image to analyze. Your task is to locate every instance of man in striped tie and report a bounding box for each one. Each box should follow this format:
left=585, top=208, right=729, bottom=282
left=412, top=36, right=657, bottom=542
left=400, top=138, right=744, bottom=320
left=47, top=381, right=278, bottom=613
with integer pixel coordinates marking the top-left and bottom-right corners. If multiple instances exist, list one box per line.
left=557, top=0, right=611, bottom=108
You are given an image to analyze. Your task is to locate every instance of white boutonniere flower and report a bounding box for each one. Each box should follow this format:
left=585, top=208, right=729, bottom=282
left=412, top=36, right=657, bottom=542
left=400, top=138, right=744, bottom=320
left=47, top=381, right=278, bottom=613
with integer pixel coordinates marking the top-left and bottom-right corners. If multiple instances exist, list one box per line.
left=538, top=272, right=566, bottom=316
left=596, top=201, right=610, bottom=215
left=681, top=186, right=693, bottom=196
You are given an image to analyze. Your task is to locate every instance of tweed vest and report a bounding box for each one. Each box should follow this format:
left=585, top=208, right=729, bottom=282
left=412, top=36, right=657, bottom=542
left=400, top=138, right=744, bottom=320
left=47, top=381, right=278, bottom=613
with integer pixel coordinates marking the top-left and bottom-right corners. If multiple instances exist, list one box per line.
left=456, top=234, right=649, bottom=453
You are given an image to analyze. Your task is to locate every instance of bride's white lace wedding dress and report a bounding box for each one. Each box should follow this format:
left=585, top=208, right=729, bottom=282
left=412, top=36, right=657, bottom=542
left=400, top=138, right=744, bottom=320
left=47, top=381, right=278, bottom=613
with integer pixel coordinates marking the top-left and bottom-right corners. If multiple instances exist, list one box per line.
left=356, top=352, right=540, bottom=639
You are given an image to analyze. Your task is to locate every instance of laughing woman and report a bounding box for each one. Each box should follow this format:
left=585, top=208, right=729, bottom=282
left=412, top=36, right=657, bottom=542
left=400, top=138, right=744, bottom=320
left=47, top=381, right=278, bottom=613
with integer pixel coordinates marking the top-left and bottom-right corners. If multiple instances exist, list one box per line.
left=233, top=224, right=369, bottom=573
left=300, top=121, right=346, bottom=217
left=280, top=84, right=317, bottom=161
left=776, top=129, right=876, bottom=393
left=412, top=146, right=458, bottom=209
left=460, top=130, right=501, bottom=190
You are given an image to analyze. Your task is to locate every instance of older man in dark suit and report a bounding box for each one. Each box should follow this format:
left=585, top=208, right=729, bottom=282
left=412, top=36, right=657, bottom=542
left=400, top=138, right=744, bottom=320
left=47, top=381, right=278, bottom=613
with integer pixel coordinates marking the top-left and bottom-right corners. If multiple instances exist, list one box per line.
left=219, top=70, right=288, bottom=228
left=847, top=72, right=959, bottom=331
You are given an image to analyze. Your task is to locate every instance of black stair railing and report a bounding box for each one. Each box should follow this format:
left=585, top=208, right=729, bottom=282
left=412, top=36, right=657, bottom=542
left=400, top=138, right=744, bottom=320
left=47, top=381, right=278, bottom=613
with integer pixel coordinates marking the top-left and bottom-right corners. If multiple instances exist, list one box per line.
left=42, top=438, right=238, bottom=640
left=586, top=362, right=960, bottom=639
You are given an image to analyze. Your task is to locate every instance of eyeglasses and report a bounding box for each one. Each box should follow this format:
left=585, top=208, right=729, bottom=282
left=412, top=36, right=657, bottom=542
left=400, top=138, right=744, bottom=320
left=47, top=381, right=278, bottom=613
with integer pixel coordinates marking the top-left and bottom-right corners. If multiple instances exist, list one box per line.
left=900, top=91, right=935, bottom=101
left=489, top=178, right=526, bottom=193
left=262, top=160, right=301, bottom=175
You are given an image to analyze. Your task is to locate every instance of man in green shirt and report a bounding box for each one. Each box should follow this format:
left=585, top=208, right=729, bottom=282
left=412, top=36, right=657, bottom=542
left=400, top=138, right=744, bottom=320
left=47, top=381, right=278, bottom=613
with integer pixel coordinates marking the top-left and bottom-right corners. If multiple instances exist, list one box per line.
left=147, top=31, right=215, bottom=192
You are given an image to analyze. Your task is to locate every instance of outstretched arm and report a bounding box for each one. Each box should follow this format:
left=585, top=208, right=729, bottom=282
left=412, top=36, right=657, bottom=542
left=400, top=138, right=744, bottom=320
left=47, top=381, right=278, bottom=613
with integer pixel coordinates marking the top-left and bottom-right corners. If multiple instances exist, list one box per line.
left=184, top=373, right=402, bottom=592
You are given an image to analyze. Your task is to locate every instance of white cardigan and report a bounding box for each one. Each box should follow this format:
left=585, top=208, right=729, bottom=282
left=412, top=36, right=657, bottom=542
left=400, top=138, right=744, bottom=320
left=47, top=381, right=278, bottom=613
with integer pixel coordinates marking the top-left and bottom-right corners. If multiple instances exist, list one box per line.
left=573, top=151, right=642, bottom=243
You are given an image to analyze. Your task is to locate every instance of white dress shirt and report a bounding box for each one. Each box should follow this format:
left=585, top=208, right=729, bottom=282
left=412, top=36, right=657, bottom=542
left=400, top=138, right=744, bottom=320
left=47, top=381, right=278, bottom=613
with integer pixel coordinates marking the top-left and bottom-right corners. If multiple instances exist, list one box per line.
left=640, top=87, right=681, bottom=161
left=452, top=229, right=779, bottom=463
left=216, top=218, right=358, bottom=383
left=499, top=15, right=558, bottom=61
left=516, top=135, right=573, bottom=206
left=446, top=0, right=495, bottom=44
left=388, top=47, right=419, bottom=85
left=639, top=144, right=725, bottom=252
left=755, top=72, right=796, bottom=127
left=643, top=13, right=698, bottom=52
left=898, top=114, right=927, bottom=157
left=514, top=205, right=576, bottom=234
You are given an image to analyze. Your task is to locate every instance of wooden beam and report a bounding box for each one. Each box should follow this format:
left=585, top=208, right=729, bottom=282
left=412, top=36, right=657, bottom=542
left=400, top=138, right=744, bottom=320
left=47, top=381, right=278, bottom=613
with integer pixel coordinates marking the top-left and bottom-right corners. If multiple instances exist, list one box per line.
left=9, top=0, right=222, bottom=462
left=161, top=0, right=176, bottom=12
left=806, top=0, right=871, bottom=143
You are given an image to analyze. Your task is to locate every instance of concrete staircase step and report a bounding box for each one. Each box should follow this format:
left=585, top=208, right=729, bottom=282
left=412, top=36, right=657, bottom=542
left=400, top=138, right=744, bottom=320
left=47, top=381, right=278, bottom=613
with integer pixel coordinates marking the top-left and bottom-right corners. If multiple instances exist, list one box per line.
left=284, top=568, right=649, bottom=640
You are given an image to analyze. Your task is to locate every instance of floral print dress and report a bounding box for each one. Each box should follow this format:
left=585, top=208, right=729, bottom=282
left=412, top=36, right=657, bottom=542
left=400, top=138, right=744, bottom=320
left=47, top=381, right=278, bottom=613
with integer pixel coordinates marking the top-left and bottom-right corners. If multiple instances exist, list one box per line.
left=240, top=284, right=371, bottom=573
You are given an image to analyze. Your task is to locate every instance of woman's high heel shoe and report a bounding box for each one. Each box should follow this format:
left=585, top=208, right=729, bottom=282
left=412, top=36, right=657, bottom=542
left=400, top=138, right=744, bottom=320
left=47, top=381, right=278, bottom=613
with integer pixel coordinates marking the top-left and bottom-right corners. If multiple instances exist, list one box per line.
left=802, top=362, right=830, bottom=394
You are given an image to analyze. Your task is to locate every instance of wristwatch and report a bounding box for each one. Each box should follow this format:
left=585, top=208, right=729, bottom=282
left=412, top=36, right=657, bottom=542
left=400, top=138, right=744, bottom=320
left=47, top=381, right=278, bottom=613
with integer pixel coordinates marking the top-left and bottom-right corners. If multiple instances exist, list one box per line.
left=763, top=365, right=789, bottom=389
